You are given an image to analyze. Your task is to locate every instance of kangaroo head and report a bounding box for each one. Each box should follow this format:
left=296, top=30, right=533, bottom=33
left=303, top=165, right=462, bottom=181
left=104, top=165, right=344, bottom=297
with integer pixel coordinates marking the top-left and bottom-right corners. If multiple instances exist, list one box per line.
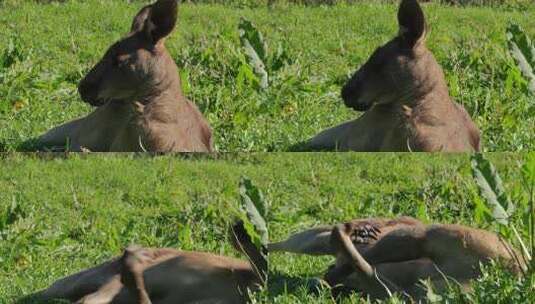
left=78, top=0, right=179, bottom=106
left=342, top=0, right=444, bottom=111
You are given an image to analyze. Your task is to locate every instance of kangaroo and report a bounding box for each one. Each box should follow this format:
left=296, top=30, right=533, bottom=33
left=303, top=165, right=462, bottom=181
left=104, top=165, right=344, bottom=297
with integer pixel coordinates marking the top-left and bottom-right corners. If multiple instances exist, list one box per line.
left=37, top=0, right=212, bottom=152
left=269, top=217, right=527, bottom=300
left=25, top=222, right=266, bottom=304
left=304, top=0, right=480, bottom=152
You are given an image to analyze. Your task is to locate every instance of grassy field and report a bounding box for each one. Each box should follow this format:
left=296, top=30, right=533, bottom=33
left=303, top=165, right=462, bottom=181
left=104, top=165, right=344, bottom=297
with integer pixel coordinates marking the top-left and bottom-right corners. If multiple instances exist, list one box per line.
left=0, top=1, right=534, bottom=151
left=0, top=153, right=533, bottom=303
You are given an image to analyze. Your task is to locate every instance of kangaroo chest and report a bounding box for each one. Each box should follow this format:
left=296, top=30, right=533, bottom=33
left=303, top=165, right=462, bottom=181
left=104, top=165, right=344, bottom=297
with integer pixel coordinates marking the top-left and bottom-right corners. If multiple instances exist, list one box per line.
left=345, top=108, right=408, bottom=151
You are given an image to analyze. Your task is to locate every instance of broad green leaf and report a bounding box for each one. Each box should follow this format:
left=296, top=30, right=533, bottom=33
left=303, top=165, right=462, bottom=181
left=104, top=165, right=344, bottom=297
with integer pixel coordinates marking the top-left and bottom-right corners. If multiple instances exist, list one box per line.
left=471, top=154, right=514, bottom=225
left=473, top=192, right=492, bottom=225
left=239, top=177, right=268, bottom=248
left=506, top=23, right=535, bottom=94
left=238, top=18, right=268, bottom=89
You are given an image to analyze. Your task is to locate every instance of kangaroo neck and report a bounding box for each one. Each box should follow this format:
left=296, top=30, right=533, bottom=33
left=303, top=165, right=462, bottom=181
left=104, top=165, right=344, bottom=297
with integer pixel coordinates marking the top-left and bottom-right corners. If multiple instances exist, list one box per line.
left=417, top=78, right=451, bottom=103
left=137, top=77, right=184, bottom=107
left=137, top=51, right=184, bottom=106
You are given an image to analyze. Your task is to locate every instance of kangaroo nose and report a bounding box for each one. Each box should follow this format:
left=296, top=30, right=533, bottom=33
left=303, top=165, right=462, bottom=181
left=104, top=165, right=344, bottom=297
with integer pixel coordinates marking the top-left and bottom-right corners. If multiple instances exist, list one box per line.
left=78, top=82, right=89, bottom=97
left=341, top=83, right=359, bottom=106
left=341, top=85, right=351, bottom=103
left=78, top=81, right=101, bottom=106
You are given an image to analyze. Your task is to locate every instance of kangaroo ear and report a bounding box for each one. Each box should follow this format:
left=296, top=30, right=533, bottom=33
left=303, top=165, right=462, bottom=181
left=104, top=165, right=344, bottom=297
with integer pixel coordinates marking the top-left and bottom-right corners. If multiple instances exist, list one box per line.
left=131, top=5, right=152, bottom=33
left=398, top=0, right=427, bottom=49
left=145, top=0, right=178, bottom=43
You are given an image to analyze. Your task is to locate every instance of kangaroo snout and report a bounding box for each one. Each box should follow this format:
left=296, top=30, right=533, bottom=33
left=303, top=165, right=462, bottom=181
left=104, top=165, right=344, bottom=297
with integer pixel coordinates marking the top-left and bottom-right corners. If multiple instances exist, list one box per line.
left=341, top=83, right=357, bottom=108
left=78, top=80, right=104, bottom=107
left=78, top=62, right=107, bottom=107
left=341, top=82, right=370, bottom=112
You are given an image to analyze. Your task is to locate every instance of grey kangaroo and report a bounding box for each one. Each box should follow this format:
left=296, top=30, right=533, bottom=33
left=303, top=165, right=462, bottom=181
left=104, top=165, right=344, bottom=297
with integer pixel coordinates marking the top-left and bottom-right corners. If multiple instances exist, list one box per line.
left=38, top=0, right=212, bottom=152
left=269, top=217, right=527, bottom=300
left=25, top=222, right=266, bottom=304
left=304, top=0, right=480, bottom=152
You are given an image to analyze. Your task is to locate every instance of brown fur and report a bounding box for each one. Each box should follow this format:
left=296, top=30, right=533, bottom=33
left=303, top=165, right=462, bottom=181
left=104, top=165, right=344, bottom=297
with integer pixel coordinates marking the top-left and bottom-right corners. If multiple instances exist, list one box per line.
left=28, top=222, right=266, bottom=304
left=269, top=216, right=527, bottom=300
left=305, top=0, right=480, bottom=152
left=37, top=0, right=212, bottom=152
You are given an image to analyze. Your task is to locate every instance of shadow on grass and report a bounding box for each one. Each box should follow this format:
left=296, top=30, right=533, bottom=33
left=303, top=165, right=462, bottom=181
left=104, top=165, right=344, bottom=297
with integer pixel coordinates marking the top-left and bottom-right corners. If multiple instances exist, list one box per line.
left=0, top=138, right=42, bottom=152
left=268, top=271, right=328, bottom=298
left=16, top=138, right=42, bottom=152
left=12, top=132, right=326, bottom=153
left=15, top=293, right=68, bottom=304
left=268, top=270, right=362, bottom=301
left=287, top=140, right=335, bottom=152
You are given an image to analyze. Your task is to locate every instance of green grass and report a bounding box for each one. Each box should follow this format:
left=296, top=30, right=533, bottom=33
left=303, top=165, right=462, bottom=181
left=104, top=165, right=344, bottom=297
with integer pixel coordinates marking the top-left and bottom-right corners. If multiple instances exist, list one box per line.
left=0, top=1, right=534, bottom=151
left=0, top=153, right=533, bottom=303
